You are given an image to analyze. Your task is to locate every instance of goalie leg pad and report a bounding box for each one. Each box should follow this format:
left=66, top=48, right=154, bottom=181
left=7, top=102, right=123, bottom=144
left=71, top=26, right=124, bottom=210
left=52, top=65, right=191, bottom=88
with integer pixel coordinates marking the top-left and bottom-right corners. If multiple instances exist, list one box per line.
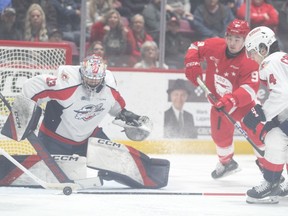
left=0, top=154, right=87, bottom=187
left=87, top=138, right=170, bottom=189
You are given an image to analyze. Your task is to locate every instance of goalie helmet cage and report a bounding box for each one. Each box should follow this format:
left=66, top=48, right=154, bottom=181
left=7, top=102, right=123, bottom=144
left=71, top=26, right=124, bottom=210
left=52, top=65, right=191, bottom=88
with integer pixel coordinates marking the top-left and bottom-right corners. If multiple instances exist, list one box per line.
left=0, top=40, right=72, bottom=155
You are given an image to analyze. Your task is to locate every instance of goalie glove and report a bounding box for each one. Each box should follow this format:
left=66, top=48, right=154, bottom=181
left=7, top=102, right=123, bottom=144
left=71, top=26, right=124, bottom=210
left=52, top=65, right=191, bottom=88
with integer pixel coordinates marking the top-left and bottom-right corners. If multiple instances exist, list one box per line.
left=113, top=109, right=153, bottom=141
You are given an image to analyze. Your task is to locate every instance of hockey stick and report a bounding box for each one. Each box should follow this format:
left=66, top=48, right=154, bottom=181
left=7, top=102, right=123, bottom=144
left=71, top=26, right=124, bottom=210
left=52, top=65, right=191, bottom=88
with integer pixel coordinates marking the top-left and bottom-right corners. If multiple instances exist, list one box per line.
left=0, top=147, right=77, bottom=194
left=0, top=147, right=103, bottom=194
left=196, top=77, right=264, bottom=157
left=0, top=92, right=71, bottom=183
left=0, top=93, right=102, bottom=192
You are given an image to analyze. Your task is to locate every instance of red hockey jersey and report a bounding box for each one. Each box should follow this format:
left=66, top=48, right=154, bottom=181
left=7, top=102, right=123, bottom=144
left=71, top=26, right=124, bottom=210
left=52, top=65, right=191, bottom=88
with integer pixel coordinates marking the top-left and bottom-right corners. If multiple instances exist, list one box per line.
left=185, top=37, right=259, bottom=110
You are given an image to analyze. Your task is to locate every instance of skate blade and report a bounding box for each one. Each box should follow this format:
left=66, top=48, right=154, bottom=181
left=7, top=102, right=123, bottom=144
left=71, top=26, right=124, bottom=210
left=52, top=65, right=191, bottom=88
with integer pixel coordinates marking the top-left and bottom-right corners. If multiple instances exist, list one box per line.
left=212, top=167, right=241, bottom=179
left=246, top=196, right=279, bottom=204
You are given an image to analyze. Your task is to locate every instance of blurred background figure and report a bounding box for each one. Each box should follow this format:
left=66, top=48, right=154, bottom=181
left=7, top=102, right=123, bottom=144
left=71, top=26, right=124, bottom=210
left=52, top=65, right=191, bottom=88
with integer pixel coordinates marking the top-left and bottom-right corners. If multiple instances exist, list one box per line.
left=134, top=41, right=168, bottom=69
left=236, top=0, right=279, bottom=31
left=192, top=0, right=234, bottom=40
left=24, top=3, right=48, bottom=41
left=51, top=0, right=81, bottom=46
left=90, top=9, right=135, bottom=67
left=166, top=0, right=194, bottom=21
left=86, top=40, right=107, bottom=64
left=86, top=0, right=113, bottom=34
left=12, top=0, right=57, bottom=36
left=0, top=0, right=12, bottom=12
left=120, top=0, right=150, bottom=19
left=278, top=0, right=288, bottom=52
left=142, top=0, right=162, bottom=41
left=130, top=13, right=154, bottom=64
left=0, top=6, right=22, bottom=40
left=48, top=28, right=79, bottom=64
left=164, top=79, right=196, bottom=139
left=48, top=28, right=62, bottom=42
left=162, top=12, right=190, bottom=69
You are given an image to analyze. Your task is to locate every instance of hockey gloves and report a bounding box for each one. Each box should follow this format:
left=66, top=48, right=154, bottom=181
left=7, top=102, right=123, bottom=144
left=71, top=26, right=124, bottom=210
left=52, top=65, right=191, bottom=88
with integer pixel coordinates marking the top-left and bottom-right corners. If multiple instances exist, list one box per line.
left=184, top=62, right=202, bottom=86
left=116, top=108, right=141, bottom=126
left=243, top=104, right=266, bottom=133
left=214, top=93, right=237, bottom=113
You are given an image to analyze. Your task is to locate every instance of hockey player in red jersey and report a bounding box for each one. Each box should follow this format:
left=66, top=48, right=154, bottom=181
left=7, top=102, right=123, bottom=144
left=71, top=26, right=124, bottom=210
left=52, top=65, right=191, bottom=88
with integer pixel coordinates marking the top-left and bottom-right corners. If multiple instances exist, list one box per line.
left=185, top=19, right=265, bottom=179
left=243, top=26, right=288, bottom=204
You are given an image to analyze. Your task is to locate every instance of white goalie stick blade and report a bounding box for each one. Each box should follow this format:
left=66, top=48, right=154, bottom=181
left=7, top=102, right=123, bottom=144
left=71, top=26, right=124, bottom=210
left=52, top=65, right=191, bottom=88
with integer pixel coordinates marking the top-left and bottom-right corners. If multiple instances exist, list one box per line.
left=246, top=195, right=280, bottom=204
left=0, top=148, right=103, bottom=194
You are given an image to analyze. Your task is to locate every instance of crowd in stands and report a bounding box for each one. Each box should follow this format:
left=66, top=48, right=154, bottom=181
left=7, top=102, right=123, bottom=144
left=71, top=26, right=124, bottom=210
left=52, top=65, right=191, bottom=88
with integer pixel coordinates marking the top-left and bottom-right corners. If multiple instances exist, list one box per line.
left=0, top=0, right=288, bottom=68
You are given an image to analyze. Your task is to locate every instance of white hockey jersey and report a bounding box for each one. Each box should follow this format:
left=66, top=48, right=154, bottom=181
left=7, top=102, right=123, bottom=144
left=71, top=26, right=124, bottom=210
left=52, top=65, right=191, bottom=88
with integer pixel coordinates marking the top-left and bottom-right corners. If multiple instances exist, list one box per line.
left=21, top=65, right=125, bottom=143
left=259, top=52, right=288, bottom=121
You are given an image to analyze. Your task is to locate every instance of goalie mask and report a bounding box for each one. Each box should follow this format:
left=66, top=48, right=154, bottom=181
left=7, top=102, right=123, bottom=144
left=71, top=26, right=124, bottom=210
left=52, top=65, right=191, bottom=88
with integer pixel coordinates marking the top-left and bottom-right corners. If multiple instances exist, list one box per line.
left=80, top=55, right=106, bottom=97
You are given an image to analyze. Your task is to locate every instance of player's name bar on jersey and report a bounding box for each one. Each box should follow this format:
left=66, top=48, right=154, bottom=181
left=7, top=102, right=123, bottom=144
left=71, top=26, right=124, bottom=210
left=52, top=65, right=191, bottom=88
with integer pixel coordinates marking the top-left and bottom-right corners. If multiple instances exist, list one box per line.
left=77, top=191, right=246, bottom=196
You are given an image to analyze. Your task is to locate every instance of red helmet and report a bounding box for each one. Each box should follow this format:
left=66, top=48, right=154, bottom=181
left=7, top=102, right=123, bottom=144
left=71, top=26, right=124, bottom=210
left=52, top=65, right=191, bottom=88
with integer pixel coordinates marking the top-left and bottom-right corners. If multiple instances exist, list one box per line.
left=226, top=19, right=250, bottom=37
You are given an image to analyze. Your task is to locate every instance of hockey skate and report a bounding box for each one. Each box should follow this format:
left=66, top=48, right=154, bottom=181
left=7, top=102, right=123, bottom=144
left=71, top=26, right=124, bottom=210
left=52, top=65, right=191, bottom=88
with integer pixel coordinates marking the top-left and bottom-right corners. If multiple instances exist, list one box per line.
left=279, top=181, right=288, bottom=197
left=211, top=159, right=239, bottom=179
left=246, top=180, right=280, bottom=204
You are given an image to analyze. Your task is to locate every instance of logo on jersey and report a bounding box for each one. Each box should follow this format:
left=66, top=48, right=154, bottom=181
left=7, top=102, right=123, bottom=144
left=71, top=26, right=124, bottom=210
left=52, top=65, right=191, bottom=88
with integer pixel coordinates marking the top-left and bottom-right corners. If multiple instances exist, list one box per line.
left=74, top=103, right=104, bottom=121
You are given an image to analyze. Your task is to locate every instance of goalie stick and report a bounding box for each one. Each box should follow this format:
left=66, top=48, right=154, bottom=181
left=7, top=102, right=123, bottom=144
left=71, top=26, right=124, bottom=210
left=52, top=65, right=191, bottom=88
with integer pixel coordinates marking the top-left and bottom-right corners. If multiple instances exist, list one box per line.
left=196, top=77, right=265, bottom=157
left=0, top=93, right=102, bottom=193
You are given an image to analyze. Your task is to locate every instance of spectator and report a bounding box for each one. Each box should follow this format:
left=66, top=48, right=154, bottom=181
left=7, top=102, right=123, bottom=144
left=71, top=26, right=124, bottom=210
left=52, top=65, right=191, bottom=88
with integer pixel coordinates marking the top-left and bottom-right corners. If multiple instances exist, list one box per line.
left=134, top=41, right=168, bottom=69
left=162, top=13, right=190, bottom=69
left=142, top=0, right=162, bottom=40
left=120, top=0, right=150, bottom=19
left=164, top=79, right=197, bottom=139
left=192, top=0, right=235, bottom=40
left=220, top=0, right=243, bottom=15
left=130, top=13, right=154, bottom=64
left=189, top=0, right=203, bottom=13
left=278, top=0, right=288, bottom=52
left=236, top=0, right=279, bottom=31
left=90, top=9, right=135, bottom=67
left=86, top=0, right=113, bottom=34
left=12, top=0, right=57, bottom=35
left=86, top=40, right=108, bottom=63
left=51, top=0, right=81, bottom=45
left=166, top=0, right=194, bottom=21
left=24, top=3, right=48, bottom=42
left=48, top=28, right=79, bottom=64
left=0, top=7, right=22, bottom=40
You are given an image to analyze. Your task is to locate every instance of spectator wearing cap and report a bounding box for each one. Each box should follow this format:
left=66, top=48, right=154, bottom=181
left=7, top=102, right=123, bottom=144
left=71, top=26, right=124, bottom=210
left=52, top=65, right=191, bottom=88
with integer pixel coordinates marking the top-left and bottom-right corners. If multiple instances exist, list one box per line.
left=162, top=12, right=191, bottom=69
left=0, top=7, right=23, bottom=40
left=164, top=79, right=196, bottom=138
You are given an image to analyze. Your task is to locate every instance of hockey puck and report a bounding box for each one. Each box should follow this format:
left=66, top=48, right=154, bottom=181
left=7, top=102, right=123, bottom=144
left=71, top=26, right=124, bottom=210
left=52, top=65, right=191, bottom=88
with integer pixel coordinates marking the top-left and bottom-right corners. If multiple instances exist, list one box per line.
left=63, top=186, right=72, bottom=196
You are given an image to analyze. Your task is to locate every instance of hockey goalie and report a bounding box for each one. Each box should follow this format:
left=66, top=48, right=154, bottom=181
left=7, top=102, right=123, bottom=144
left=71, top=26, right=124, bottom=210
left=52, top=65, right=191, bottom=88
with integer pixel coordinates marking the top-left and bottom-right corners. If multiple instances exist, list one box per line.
left=0, top=55, right=170, bottom=190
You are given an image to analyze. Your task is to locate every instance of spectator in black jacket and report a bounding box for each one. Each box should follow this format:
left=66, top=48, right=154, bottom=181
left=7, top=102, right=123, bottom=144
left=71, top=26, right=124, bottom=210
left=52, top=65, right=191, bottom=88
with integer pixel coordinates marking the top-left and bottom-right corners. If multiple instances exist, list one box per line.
left=0, top=7, right=22, bottom=40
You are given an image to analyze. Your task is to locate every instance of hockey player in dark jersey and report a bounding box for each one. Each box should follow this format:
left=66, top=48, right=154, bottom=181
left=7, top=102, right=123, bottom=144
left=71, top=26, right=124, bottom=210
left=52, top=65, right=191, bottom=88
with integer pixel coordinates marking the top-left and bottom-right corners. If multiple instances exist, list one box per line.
left=185, top=19, right=264, bottom=179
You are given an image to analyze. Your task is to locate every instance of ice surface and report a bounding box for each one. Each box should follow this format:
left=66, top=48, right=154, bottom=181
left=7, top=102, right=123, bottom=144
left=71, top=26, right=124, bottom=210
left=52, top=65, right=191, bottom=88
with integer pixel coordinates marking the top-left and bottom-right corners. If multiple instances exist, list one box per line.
left=0, top=155, right=287, bottom=216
